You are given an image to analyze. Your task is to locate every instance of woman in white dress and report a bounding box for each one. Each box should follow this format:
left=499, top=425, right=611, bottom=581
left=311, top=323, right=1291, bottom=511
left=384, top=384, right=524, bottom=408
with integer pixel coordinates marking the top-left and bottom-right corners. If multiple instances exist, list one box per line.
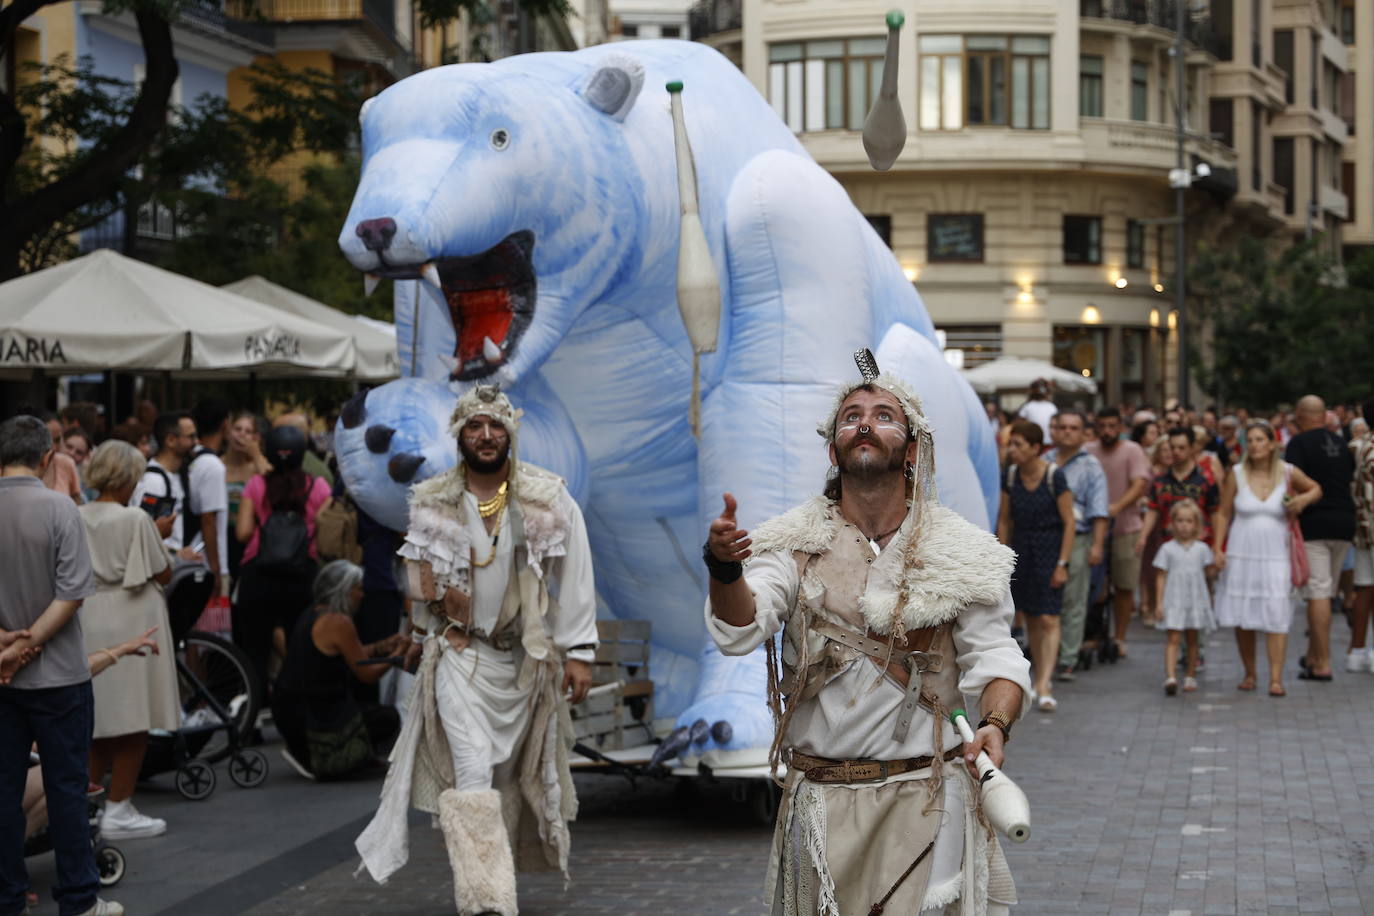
left=79, top=441, right=181, bottom=839
left=1213, top=422, right=1322, bottom=696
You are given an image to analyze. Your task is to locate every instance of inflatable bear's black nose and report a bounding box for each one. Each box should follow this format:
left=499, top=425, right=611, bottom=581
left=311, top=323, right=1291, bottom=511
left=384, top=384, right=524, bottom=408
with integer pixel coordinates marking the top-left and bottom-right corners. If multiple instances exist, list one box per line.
left=356, top=217, right=397, bottom=252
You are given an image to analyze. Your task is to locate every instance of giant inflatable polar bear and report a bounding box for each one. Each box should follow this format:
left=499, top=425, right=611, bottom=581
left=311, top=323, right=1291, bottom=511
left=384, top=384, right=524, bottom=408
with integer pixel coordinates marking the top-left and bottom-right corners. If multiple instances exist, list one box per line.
left=335, top=40, right=1000, bottom=765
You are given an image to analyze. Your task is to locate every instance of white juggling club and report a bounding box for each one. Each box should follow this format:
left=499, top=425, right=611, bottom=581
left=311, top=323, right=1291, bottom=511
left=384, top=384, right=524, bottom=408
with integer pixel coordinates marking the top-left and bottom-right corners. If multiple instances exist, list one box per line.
left=950, top=708, right=1031, bottom=843
left=666, top=80, right=721, bottom=438
left=861, top=11, right=907, bottom=171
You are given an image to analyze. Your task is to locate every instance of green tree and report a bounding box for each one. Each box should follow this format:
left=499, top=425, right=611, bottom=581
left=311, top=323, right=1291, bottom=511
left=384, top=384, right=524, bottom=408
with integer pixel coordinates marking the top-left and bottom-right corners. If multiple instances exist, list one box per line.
left=1190, top=236, right=1374, bottom=409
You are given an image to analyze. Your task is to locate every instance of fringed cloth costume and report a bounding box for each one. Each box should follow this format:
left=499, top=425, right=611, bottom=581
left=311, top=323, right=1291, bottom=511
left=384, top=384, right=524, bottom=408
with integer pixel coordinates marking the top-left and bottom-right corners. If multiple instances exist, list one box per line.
left=355, top=386, right=598, bottom=916
left=706, top=363, right=1032, bottom=916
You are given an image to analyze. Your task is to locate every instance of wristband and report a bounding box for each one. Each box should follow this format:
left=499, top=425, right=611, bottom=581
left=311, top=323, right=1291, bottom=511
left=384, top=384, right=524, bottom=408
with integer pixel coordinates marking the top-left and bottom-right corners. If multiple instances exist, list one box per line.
left=978, top=712, right=1012, bottom=744
left=702, top=541, right=744, bottom=584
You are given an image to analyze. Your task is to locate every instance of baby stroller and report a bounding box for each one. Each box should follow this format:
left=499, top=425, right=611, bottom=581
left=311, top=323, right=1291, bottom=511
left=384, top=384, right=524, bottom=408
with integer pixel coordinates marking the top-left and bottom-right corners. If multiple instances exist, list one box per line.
left=23, top=760, right=126, bottom=889
left=1079, top=534, right=1121, bottom=670
left=138, top=565, right=269, bottom=800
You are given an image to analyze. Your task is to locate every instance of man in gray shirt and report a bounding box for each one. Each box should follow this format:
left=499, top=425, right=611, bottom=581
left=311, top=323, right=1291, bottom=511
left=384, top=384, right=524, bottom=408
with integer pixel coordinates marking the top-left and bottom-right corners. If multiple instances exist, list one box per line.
left=0, top=414, right=122, bottom=916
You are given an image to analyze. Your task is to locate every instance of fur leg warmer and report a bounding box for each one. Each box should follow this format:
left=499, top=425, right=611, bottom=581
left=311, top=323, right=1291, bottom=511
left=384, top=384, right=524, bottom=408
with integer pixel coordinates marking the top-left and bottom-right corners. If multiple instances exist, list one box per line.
left=438, top=788, right=518, bottom=916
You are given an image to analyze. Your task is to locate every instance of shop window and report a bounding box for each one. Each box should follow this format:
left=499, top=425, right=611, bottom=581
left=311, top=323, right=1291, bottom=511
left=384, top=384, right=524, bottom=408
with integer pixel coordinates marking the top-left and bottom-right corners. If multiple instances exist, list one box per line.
left=1053, top=326, right=1106, bottom=384
left=939, top=325, right=1002, bottom=368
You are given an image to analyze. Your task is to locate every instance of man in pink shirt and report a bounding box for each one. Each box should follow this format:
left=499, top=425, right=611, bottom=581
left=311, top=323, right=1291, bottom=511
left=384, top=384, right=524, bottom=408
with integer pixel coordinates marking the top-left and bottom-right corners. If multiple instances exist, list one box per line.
left=1084, top=407, right=1152, bottom=657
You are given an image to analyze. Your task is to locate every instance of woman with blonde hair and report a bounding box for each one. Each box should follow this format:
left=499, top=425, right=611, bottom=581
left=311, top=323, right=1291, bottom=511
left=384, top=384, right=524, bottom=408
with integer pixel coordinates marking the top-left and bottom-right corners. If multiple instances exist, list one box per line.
left=1214, top=421, right=1321, bottom=696
left=78, top=440, right=181, bottom=838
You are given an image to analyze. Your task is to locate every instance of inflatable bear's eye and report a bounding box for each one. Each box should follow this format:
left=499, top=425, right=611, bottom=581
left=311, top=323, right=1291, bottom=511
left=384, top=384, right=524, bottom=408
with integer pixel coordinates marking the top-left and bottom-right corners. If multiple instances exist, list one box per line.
left=489, top=128, right=510, bottom=151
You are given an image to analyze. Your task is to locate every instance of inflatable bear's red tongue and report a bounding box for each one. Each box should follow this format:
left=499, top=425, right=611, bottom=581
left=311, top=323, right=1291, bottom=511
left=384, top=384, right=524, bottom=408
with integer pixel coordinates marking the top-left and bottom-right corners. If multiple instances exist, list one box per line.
left=450, top=288, right=513, bottom=365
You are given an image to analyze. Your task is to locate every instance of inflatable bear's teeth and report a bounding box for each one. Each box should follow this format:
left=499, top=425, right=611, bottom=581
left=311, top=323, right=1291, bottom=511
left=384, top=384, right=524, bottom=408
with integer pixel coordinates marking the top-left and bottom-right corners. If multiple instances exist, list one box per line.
left=364, top=424, right=397, bottom=453
left=341, top=390, right=368, bottom=429
left=387, top=452, right=425, bottom=483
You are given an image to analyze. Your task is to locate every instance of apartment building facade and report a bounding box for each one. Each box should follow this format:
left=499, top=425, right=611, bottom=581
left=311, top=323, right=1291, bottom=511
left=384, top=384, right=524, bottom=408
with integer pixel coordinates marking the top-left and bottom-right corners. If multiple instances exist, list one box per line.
left=695, top=0, right=1359, bottom=406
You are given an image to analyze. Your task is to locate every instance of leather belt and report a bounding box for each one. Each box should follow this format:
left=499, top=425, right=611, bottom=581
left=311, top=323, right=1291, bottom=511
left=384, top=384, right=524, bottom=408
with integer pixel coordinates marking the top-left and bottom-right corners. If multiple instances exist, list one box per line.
left=790, top=747, right=962, bottom=784
left=441, top=619, right=518, bottom=651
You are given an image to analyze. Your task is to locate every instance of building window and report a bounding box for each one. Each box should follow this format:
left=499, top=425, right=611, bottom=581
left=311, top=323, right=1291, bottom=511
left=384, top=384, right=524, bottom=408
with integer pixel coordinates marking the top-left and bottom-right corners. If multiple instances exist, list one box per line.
left=1251, top=101, right=1263, bottom=191
left=1343, top=161, right=1355, bottom=223
left=768, top=38, right=886, bottom=133
left=927, top=213, right=984, bottom=262
left=1213, top=0, right=1234, bottom=60
left=938, top=325, right=1002, bottom=368
left=1274, top=30, right=1294, bottom=104
left=1130, top=61, right=1149, bottom=121
left=1053, top=326, right=1106, bottom=383
left=1274, top=136, right=1294, bottom=214
left=620, top=23, right=638, bottom=36
left=1251, top=0, right=1262, bottom=66
left=918, top=34, right=1049, bottom=131
left=661, top=24, right=680, bottom=38
left=1126, top=220, right=1145, bottom=269
left=865, top=214, right=892, bottom=247
left=1063, top=215, right=1102, bottom=265
left=1080, top=55, right=1103, bottom=117
left=1210, top=98, right=1234, bottom=148
left=1342, top=0, right=1355, bottom=44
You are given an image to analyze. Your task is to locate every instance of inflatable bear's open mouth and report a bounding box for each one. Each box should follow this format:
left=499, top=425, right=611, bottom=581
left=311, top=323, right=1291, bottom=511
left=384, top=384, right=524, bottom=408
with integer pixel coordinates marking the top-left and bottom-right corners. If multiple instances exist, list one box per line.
left=377, top=230, right=536, bottom=381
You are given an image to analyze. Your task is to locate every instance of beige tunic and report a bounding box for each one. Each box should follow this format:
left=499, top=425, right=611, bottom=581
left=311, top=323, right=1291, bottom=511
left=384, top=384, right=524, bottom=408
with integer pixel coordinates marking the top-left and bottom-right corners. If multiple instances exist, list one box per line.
left=78, top=502, right=179, bottom=739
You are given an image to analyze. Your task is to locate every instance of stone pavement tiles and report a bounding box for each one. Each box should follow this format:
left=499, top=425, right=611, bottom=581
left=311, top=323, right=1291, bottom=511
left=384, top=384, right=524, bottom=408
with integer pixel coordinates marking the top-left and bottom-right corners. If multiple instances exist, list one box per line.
left=22, top=610, right=1374, bottom=915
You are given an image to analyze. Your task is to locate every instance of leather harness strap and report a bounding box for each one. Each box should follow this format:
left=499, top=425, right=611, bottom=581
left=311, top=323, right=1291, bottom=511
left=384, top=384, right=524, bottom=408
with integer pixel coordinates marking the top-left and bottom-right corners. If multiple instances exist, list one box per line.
left=809, top=617, right=945, bottom=743
left=790, top=747, right=962, bottom=784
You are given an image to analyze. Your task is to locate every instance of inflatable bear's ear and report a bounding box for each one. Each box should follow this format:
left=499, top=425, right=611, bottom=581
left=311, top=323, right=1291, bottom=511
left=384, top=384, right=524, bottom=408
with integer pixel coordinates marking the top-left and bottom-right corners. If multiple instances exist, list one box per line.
left=359, top=96, right=375, bottom=124
left=580, top=54, right=644, bottom=122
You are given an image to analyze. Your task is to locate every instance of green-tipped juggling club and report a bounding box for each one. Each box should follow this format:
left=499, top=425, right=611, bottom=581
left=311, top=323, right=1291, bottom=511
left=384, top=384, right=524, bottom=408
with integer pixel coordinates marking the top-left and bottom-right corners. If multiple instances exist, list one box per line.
left=950, top=708, right=1031, bottom=842
left=862, top=11, right=907, bottom=171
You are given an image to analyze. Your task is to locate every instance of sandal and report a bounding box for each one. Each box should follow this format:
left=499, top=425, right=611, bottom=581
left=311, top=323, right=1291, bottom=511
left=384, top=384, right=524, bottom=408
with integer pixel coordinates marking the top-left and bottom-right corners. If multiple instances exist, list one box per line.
left=1182, top=677, right=1198, bottom=692
left=1237, top=676, right=1256, bottom=691
left=1163, top=678, right=1178, bottom=696
left=1269, top=683, right=1286, bottom=697
left=1036, top=694, right=1057, bottom=712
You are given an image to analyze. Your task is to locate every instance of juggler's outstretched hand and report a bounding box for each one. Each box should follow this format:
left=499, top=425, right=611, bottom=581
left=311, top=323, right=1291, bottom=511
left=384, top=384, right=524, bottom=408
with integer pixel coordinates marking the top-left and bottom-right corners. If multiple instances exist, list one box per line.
left=707, top=493, right=751, bottom=563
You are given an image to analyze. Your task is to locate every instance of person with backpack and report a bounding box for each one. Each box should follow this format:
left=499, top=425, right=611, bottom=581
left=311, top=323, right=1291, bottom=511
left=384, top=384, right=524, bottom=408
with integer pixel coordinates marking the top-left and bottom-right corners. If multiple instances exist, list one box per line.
left=128, top=412, right=205, bottom=566
left=234, top=426, right=332, bottom=698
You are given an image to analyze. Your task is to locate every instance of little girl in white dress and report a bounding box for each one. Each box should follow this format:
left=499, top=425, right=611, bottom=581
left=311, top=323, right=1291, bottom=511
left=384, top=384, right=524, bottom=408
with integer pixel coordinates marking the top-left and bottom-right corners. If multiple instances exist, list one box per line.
left=1153, top=500, right=1215, bottom=694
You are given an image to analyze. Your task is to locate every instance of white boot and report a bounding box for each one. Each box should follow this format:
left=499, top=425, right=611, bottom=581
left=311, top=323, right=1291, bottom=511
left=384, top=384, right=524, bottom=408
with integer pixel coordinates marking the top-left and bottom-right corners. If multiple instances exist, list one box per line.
left=437, top=788, right=517, bottom=916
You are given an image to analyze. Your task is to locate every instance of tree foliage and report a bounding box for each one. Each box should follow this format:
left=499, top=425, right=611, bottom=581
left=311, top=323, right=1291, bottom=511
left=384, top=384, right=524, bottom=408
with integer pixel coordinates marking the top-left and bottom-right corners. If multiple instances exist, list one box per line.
left=1190, top=236, right=1374, bottom=410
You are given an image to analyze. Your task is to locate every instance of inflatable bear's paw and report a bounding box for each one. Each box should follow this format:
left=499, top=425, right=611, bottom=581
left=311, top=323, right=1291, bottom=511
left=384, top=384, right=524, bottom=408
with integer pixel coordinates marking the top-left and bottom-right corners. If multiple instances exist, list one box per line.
left=335, top=378, right=459, bottom=532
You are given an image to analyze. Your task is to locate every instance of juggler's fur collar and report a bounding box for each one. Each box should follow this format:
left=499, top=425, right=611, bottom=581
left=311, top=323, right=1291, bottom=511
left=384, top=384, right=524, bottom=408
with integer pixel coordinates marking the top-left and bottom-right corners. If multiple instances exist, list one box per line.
left=749, top=496, right=1013, bottom=631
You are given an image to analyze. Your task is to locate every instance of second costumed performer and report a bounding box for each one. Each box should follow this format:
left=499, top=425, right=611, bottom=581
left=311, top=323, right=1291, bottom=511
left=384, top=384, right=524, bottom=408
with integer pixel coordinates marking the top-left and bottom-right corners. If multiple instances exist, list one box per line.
left=354, top=384, right=598, bottom=916
left=704, top=351, right=1033, bottom=916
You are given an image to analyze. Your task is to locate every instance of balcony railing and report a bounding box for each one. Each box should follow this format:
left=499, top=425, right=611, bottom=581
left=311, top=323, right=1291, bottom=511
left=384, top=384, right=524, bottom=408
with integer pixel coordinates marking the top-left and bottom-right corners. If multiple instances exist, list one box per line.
left=181, top=0, right=275, bottom=48
left=689, top=0, right=740, bottom=40
left=226, top=0, right=396, bottom=44
left=1080, top=0, right=1222, bottom=57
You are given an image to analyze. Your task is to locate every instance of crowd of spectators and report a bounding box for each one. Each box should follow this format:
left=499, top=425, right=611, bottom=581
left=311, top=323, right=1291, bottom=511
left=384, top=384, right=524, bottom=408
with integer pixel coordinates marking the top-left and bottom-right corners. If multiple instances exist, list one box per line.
left=988, top=385, right=1372, bottom=709
left=1, top=393, right=406, bottom=915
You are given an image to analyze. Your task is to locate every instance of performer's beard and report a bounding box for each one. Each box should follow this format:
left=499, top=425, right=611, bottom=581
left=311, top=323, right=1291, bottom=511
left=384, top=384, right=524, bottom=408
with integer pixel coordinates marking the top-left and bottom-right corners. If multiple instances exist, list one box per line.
left=835, top=434, right=906, bottom=485
left=459, top=438, right=510, bottom=475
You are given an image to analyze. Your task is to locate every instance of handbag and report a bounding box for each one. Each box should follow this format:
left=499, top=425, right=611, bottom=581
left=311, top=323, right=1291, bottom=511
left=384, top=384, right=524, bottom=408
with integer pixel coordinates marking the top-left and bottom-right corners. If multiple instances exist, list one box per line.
left=1285, top=463, right=1310, bottom=589
left=306, top=707, right=373, bottom=779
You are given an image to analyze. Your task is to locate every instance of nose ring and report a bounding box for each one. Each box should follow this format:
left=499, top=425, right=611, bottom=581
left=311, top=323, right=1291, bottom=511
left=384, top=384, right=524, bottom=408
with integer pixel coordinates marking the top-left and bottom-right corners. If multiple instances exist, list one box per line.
left=859, top=425, right=871, bottom=435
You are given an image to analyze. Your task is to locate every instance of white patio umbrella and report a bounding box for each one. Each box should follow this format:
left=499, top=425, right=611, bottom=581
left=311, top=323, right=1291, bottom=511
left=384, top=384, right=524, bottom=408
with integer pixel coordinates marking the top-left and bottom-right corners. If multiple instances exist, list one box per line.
left=222, top=276, right=398, bottom=381
left=0, top=249, right=356, bottom=377
left=962, top=355, right=1099, bottom=395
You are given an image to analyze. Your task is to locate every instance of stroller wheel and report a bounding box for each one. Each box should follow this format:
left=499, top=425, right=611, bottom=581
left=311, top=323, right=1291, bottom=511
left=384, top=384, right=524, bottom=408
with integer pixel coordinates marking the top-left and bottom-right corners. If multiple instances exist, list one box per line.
left=176, top=760, right=217, bottom=801
left=96, top=845, right=126, bottom=886
left=228, top=749, right=269, bottom=789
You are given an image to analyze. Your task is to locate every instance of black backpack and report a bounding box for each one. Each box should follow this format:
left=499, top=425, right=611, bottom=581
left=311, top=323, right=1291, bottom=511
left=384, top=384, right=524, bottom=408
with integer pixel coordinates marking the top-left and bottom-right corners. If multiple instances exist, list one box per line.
left=255, top=475, right=314, bottom=576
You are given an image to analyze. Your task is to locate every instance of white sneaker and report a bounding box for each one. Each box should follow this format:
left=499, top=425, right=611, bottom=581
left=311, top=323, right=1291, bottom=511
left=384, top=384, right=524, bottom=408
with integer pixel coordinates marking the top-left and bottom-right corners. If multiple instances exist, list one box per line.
left=281, top=748, right=316, bottom=781
left=1345, top=649, right=1371, bottom=673
left=101, top=799, right=167, bottom=840
left=75, top=899, right=125, bottom=915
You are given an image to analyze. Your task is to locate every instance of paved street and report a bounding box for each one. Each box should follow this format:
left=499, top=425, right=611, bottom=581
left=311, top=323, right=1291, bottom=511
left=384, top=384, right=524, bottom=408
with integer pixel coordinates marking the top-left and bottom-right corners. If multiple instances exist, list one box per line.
left=21, top=610, right=1374, bottom=915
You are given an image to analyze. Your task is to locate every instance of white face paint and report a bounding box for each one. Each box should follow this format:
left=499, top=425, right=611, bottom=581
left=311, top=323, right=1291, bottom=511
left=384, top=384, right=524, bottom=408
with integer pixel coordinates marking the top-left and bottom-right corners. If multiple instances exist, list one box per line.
left=836, top=404, right=908, bottom=442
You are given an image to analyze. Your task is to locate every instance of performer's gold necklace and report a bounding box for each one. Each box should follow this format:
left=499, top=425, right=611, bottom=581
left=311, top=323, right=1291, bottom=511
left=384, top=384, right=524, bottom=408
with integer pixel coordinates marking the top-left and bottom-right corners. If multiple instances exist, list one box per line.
left=471, top=482, right=507, bottom=569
